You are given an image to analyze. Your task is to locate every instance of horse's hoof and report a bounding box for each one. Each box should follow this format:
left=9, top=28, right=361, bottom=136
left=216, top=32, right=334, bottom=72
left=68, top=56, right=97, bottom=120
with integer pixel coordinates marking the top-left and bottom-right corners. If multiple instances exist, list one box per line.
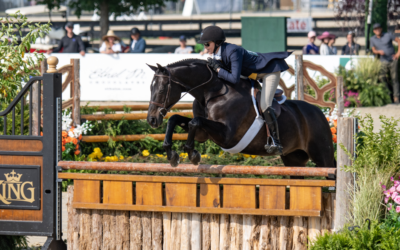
left=169, top=151, right=180, bottom=167
left=189, top=150, right=201, bottom=165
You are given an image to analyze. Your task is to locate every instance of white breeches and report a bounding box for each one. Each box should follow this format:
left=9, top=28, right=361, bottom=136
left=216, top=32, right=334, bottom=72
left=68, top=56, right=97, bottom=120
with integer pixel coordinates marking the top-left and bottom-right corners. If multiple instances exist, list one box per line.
left=260, top=71, right=281, bottom=112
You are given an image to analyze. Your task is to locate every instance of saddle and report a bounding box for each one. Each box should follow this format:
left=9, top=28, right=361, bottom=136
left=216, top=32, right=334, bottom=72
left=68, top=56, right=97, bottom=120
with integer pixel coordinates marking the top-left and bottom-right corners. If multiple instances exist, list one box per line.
left=253, top=88, right=286, bottom=118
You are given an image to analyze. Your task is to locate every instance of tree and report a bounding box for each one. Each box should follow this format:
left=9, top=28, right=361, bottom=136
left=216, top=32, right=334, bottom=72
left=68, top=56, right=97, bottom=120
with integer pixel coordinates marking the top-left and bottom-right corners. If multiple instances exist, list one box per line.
left=40, top=0, right=174, bottom=37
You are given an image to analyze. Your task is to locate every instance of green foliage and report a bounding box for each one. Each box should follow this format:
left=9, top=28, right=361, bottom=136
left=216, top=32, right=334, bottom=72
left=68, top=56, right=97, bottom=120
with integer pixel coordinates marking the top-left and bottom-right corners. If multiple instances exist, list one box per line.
left=340, top=115, right=400, bottom=225
left=63, top=142, right=77, bottom=161
left=336, top=58, right=391, bottom=107
left=0, top=12, right=50, bottom=107
left=310, top=220, right=400, bottom=250
left=0, top=235, right=28, bottom=250
left=380, top=207, right=400, bottom=230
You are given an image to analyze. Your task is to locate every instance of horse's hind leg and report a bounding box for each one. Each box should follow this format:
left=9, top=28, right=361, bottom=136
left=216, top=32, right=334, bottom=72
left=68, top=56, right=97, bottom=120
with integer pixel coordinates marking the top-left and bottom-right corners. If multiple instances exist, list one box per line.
left=280, top=150, right=310, bottom=179
left=163, top=115, right=192, bottom=167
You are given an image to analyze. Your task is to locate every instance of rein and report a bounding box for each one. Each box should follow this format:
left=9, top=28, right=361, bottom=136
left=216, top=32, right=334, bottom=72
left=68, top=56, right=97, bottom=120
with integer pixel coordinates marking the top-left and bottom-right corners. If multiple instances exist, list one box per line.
left=150, top=64, right=213, bottom=117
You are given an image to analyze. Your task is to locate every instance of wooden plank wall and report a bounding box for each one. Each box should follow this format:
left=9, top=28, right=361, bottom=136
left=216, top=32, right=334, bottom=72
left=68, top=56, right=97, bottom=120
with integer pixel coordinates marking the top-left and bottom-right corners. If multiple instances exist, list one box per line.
left=67, top=186, right=335, bottom=250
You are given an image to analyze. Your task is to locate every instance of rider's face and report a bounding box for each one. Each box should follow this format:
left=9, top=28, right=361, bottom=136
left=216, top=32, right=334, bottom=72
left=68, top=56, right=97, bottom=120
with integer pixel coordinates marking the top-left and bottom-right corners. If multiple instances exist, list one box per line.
left=205, top=41, right=215, bottom=55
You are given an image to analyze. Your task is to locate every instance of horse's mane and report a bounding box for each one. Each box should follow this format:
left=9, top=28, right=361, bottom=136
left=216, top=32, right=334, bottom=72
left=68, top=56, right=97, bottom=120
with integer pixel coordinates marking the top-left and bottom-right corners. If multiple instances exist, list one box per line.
left=167, top=58, right=207, bottom=68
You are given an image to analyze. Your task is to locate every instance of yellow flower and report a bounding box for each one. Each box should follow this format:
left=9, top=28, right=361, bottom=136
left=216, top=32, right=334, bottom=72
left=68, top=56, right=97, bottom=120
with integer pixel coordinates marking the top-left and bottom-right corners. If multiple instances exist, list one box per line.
left=21, top=51, right=24, bottom=58
left=201, top=154, right=210, bottom=159
left=251, top=155, right=257, bottom=159
left=243, top=154, right=250, bottom=158
left=156, top=154, right=166, bottom=158
left=142, top=150, right=150, bottom=157
left=94, top=148, right=102, bottom=153
left=179, top=152, right=188, bottom=159
left=119, top=155, right=124, bottom=160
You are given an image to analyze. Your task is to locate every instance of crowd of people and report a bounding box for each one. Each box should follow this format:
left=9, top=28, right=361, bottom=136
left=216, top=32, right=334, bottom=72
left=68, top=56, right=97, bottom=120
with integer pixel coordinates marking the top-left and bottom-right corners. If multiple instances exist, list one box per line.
left=303, top=30, right=360, bottom=55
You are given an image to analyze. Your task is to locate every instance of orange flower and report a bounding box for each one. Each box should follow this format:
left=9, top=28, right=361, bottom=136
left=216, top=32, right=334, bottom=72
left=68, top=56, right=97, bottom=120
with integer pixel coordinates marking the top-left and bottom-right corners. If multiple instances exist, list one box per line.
left=326, top=117, right=330, bottom=122
left=72, top=138, right=78, bottom=145
left=62, top=146, right=65, bottom=151
left=75, top=144, right=79, bottom=150
left=62, top=131, right=68, bottom=138
left=333, top=120, right=337, bottom=128
left=332, top=134, right=337, bottom=143
left=330, top=127, right=337, bottom=134
left=79, top=134, right=82, bottom=140
left=65, top=137, right=73, bottom=143
left=74, top=150, right=80, bottom=155
left=62, top=139, right=66, bottom=145
left=40, top=131, right=43, bottom=136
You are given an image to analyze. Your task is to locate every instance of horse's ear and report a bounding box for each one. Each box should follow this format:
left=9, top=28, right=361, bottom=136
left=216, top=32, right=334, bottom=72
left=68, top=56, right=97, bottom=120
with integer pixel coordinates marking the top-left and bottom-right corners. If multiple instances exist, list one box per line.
left=147, top=64, right=158, bottom=72
left=156, top=63, right=168, bottom=74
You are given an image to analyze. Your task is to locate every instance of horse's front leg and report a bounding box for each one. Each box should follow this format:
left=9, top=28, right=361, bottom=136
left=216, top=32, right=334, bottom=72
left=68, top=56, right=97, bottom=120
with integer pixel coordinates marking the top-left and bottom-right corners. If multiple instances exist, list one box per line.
left=184, top=117, right=227, bottom=165
left=163, top=115, right=192, bottom=167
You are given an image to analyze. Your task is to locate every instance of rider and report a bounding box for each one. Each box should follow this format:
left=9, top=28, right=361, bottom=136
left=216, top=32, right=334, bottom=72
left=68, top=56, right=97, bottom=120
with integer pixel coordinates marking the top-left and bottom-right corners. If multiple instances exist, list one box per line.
left=198, top=25, right=291, bottom=154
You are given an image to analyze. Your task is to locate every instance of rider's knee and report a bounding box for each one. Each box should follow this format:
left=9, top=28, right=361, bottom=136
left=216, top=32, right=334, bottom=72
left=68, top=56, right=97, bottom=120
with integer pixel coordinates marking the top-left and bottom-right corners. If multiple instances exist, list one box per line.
left=168, top=114, right=181, bottom=123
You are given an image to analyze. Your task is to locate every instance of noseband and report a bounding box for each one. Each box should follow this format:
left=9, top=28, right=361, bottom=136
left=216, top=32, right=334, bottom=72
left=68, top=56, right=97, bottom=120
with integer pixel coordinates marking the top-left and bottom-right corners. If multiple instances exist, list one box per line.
left=150, top=64, right=213, bottom=117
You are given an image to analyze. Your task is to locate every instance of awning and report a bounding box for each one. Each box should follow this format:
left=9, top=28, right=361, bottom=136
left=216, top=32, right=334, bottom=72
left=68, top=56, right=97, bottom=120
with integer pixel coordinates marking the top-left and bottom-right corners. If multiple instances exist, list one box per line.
left=5, top=5, right=67, bottom=15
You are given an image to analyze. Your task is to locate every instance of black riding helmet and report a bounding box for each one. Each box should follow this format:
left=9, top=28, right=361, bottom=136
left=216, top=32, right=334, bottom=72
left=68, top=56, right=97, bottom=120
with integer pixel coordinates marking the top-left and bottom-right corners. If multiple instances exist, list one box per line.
left=198, top=26, right=226, bottom=53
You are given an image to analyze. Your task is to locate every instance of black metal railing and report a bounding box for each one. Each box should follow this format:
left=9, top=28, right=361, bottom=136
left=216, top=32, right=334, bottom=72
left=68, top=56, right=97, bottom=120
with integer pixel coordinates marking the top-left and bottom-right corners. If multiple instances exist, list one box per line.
left=0, top=76, right=42, bottom=136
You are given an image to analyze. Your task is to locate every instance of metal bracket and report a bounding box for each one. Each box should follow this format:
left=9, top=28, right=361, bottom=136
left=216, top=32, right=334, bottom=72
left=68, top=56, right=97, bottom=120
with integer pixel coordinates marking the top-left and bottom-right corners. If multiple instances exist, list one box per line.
left=42, top=237, right=67, bottom=250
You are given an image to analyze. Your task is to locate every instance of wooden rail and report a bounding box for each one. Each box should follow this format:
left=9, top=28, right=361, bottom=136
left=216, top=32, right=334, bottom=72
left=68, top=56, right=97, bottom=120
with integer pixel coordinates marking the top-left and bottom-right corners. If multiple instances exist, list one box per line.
left=58, top=161, right=336, bottom=177
left=81, top=133, right=188, bottom=143
left=86, top=103, right=193, bottom=111
left=81, top=111, right=193, bottom=121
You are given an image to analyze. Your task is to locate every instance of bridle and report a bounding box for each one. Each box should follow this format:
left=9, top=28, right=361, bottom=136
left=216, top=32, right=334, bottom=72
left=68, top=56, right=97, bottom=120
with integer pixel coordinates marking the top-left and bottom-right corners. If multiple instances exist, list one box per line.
left=150, top=64, right=213, bottom=117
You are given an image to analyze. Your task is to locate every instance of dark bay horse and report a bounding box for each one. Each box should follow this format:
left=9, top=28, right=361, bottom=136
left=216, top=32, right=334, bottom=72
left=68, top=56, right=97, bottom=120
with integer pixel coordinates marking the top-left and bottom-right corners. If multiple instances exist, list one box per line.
left=147, top=59, right=335, bottom=170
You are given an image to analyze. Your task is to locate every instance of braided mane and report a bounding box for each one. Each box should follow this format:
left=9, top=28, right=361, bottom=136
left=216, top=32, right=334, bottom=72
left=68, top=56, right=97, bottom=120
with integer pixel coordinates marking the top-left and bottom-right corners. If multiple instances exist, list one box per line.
left=167, top=58, right=207, bottom=67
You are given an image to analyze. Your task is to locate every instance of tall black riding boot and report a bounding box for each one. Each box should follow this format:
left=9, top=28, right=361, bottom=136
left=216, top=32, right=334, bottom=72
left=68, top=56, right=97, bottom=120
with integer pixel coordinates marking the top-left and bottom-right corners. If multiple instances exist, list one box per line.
left=263, top=107, right=283, bottom=155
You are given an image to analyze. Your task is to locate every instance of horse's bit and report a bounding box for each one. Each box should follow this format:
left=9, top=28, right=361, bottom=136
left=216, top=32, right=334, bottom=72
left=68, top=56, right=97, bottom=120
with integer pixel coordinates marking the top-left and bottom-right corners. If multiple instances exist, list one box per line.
left=150, top=64, right=213, bottom=117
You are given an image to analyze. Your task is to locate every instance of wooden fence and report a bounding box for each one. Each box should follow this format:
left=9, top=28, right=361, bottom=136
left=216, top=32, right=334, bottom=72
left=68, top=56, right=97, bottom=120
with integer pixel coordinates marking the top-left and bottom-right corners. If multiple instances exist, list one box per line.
left=59, top=163, right=336, bottom=250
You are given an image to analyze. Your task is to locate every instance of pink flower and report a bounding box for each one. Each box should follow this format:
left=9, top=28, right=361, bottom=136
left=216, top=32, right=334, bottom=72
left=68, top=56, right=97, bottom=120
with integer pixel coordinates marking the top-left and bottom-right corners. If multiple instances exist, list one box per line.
left=385, top=197, right=390, bottom=204
left=391, top=177, right=394, bottom=181
left=388, top=203, right=393, bottom=211
left=382, top=184, right=387, bottom=190
left=397, top=206, right=400, bottom=213
left=390, top=186, right=396, bottom=193
left=394, top=196, right=400, bottom=205
left=392, top=192, right=399, bottom=200
left=344, top=101, right=351, bottom=107
left=384, top=190, right=391, bottom=197
left=394, top=181, right=400, bottom=187
left=397, top=185, right=400, bottom=192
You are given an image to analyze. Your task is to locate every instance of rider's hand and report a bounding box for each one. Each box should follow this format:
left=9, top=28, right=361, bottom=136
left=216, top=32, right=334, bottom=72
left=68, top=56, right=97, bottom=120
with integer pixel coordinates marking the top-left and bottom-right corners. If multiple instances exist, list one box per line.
left=207, top=58, right=221, bottom=72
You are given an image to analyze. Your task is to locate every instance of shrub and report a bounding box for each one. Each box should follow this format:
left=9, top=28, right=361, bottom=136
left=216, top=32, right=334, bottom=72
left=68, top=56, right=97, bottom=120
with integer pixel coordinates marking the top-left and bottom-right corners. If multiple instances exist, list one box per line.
left=341, top=115, right=400, bottom=225
left=0, top=235, right=28, bottom=250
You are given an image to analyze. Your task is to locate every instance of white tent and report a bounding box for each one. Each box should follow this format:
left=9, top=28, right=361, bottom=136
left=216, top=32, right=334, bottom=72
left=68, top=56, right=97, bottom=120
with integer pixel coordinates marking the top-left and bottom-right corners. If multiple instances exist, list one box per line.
left=5, top=5, right=67, bottom=15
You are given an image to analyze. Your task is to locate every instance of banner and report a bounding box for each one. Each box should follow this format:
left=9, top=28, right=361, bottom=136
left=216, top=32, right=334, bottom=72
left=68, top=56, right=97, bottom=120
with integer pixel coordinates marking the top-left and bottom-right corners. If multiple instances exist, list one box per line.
left=48, top=54, right=366, bottom=101
left=287, top=17, right=313, bottom=33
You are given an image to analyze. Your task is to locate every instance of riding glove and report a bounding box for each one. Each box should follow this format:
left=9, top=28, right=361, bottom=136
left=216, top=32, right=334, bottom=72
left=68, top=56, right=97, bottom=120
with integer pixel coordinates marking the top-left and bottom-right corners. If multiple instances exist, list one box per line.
left=207, top=58, right=222, bottom=72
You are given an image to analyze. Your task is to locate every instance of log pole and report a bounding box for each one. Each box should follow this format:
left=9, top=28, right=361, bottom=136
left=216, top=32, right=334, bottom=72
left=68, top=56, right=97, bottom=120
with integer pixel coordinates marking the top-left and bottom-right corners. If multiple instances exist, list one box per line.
left=295, top=55, right=304, bottom=101
left=335, top=117, right=355, bottom=230
left=336, top=76, right=344, bottom=117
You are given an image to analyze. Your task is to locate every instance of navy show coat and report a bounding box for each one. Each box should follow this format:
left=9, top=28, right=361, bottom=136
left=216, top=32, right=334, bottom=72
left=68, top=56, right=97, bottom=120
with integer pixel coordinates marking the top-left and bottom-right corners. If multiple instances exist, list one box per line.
left=218, top=43, right=291, bottom=84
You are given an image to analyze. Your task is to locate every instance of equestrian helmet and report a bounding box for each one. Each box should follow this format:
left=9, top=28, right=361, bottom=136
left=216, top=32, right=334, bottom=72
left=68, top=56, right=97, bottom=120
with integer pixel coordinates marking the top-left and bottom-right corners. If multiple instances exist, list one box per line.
left=198, top=26, right=226, bottom=44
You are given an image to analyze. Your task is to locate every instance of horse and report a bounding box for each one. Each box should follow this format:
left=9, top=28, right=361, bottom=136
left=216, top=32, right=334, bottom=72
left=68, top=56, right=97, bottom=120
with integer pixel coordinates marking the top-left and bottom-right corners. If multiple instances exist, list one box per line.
left=146, top=59, right=335, bottom=172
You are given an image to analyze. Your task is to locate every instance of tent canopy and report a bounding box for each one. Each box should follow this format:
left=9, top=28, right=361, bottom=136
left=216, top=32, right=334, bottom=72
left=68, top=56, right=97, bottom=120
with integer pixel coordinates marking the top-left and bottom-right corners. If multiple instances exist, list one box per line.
left=6, top=5, right=67, bottom=15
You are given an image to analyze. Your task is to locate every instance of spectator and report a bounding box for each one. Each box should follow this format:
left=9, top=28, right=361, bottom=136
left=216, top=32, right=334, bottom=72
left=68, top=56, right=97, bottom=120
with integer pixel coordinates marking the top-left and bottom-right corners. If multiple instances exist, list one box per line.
left=48, top=22, right=85, bottom=56
left=125, top=28, right=146, bottom=53
left=174, top=35, right=193, bottom=54
left=302, top=31, right=319, bottom=55
left=318, top=32, right=335, bottom=55
left=328, top=35, right=337, bottom=55
left=341, top=31, right=361, bottom=55
left=99, top=30, right=122, bottom=54
left=370, top=23, right=400, bottom=103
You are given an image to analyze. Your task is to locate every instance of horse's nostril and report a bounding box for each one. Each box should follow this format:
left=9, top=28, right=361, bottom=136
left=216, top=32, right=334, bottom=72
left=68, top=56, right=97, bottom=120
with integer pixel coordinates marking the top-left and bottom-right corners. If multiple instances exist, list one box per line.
left=149, top=117, right=157, bottom=126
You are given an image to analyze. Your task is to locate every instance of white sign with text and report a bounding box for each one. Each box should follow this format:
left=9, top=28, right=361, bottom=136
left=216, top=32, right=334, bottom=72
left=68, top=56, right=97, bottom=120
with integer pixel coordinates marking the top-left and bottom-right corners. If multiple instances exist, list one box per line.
left=287, top=17, right=313, bottom=33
